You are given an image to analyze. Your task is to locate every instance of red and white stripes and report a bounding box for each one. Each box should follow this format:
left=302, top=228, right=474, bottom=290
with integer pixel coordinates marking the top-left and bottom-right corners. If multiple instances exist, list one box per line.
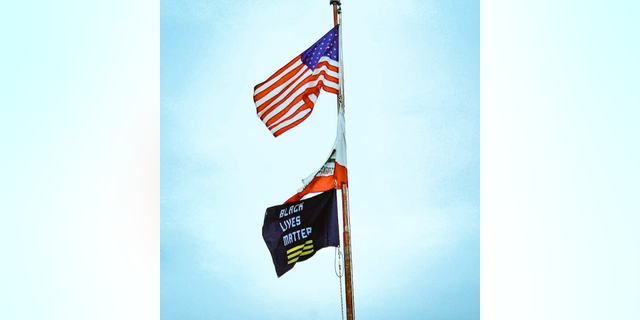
left=254, top=56, right=339, bottom=137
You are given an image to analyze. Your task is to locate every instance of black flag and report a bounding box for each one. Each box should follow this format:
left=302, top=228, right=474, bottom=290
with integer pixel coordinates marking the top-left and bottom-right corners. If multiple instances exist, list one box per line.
left=262, top=189, right=340, bottom=277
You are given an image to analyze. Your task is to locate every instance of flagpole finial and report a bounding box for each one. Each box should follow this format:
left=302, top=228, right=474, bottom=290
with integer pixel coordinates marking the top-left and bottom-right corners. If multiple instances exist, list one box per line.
left=331, top=0, right=341, bottom=26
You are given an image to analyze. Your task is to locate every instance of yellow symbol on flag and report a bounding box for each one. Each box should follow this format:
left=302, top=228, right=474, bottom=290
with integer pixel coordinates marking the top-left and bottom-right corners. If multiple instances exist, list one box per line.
left=286, top=240, right=314, bottom=264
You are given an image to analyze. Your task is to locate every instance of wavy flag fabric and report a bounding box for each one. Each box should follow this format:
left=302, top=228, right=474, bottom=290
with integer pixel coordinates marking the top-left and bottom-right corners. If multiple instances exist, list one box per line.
left=253, top=25, right=340, bottom=137
left=285, top=105, right=348, bottom=204
left=262, top=189, right=340, bottom=277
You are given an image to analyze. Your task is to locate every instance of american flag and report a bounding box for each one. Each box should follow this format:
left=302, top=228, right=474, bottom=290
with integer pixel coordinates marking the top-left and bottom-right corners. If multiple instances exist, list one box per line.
left=254, top=25, right=340, bottom=137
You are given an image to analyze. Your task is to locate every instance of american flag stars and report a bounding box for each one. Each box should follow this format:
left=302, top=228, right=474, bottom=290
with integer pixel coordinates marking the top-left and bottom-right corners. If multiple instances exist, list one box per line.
left=301, top=25, right=339, bottom=70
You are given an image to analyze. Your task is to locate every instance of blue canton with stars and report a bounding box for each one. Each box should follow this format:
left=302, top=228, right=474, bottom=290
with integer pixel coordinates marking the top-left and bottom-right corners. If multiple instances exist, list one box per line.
left=300, top=25, right=339, bottom=70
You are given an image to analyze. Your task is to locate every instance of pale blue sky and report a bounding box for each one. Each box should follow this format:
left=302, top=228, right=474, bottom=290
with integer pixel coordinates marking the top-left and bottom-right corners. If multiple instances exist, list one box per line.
left=162, top=0, right=479, bottom=319
left=1, top=1, right=639, bottom=319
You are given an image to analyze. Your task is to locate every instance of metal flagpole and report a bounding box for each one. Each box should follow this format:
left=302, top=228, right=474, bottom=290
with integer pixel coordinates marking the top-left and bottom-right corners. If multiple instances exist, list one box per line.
left=331, top=1, right=355, bottom=320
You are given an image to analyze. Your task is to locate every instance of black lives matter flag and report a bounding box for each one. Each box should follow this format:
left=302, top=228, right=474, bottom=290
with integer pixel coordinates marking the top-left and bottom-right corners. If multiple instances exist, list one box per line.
left=262, top=189, right=340, bottom=277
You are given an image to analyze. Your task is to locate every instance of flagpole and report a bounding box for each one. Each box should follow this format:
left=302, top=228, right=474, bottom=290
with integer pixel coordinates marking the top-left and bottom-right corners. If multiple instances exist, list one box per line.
left=331, top=1, right=355, bottom=320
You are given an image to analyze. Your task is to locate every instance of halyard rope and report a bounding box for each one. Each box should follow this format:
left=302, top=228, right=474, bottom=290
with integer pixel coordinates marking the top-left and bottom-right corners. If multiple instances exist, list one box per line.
left=335, top=246, right=345, bottom=320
